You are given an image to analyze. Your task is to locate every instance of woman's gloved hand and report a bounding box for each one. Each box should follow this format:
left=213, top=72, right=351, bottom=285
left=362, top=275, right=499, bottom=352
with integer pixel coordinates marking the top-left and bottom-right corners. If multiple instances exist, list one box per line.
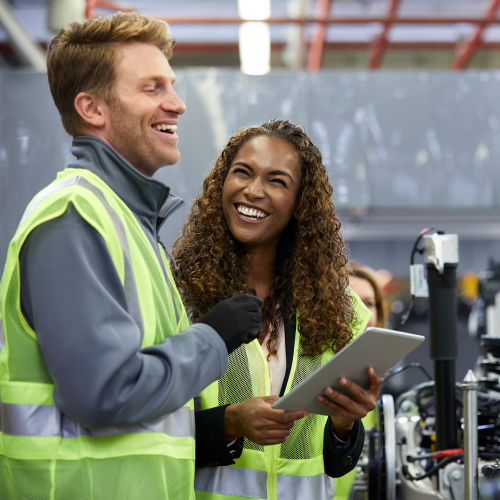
left=198, top=294, right=263, bottom=354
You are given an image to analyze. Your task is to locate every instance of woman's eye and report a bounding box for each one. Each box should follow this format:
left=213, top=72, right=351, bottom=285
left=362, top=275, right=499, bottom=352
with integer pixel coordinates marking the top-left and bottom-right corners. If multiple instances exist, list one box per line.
left=364, top=300, right=375, bottom=308
left=234, top=168, right=249, bottom=176
left=271, top=178, right=286, bottom=186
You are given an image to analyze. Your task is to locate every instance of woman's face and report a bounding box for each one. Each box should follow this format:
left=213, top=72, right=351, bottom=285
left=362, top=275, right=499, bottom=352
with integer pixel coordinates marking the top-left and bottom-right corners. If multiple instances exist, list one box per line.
left=349, top=276, right=378, bottom=328
left=222, top=135, right=302, bottom=251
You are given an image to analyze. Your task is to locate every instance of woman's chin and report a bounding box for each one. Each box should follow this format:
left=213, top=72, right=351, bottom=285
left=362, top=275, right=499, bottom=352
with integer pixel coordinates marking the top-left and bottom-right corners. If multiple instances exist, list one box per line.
left=232, top=232, right=266, bottom=249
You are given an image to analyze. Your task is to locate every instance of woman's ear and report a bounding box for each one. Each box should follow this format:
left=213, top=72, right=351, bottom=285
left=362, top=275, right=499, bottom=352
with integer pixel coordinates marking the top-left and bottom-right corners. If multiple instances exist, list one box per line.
left=293, top=202, right=302, bottom=220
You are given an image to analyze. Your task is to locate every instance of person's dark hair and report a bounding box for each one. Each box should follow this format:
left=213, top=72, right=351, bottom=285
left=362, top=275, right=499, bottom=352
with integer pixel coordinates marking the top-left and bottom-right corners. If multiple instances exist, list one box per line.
left=173, top=119, right=356, bottom=357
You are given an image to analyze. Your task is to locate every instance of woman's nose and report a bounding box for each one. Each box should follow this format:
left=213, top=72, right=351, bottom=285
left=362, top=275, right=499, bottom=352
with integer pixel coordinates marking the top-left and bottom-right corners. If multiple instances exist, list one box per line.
left=243, top=179, right=265, bottom=198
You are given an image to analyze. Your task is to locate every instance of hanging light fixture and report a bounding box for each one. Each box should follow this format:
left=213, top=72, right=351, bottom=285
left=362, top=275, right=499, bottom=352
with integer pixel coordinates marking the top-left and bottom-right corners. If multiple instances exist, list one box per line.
left=47, top=0, right=86, bottom=33
left=238, top=0, right=271, bottom=75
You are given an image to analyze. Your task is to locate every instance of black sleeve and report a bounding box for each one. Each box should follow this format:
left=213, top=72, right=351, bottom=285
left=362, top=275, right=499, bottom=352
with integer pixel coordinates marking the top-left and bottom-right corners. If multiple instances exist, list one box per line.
left=195, top=405, right=244, bottom=467
left=323, top=419, right=365, bottom=478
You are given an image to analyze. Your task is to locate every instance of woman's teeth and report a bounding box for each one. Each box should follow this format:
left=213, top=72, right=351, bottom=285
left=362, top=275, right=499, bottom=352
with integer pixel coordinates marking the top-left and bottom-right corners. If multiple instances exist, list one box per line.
left=236, top=205, right=269, bottom=219
left=153, top=124, right=177, bottom=133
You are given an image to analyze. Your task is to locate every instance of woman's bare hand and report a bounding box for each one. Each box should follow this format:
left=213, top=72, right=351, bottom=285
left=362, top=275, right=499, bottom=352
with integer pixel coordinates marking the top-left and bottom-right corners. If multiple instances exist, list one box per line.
left=224, top=396, right=308, bottom=446
left=317, top=367, right=381, bottom=440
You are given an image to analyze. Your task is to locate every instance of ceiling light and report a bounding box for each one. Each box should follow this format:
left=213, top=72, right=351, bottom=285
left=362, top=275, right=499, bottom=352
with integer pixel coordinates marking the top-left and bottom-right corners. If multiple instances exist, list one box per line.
left=238, top=0, right=271, bottom=75
left=238, top=0, right=271, bottom=21
left=239, top=22, right=271, bottom=75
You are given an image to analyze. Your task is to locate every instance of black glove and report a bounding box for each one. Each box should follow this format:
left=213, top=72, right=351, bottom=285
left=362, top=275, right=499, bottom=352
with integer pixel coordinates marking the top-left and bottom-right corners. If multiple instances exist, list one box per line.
left=198, top=294, right=263, bottom=354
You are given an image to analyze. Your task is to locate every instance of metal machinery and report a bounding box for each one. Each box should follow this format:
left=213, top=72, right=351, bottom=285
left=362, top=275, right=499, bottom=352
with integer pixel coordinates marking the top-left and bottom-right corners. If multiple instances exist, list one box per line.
left=350, top=232, right=500, bottom=500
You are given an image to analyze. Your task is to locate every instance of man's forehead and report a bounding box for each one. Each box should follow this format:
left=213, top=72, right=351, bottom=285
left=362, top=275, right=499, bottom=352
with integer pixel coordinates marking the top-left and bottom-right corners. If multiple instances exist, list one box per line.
left=117, top=43, right=174, bottom=82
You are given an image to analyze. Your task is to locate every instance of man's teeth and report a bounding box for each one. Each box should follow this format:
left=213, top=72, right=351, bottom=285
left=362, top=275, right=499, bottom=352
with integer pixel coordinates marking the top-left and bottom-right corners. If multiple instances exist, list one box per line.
left=236, top=205, right=269, bottom=218
left=153, top=124, right=177, bottom=132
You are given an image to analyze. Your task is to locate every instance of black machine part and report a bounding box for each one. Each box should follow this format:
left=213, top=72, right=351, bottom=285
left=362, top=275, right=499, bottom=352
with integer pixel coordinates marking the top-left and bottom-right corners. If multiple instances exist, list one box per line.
left=426, top=262, right=459, bottom=451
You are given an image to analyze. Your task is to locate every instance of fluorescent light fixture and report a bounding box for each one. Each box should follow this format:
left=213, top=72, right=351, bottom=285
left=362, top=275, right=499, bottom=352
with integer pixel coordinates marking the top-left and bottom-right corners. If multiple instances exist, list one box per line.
left=238, top=0, right=271, bottom=21
left=48, top=0, right=86, bottom=33
left=239, top=22, right=271, bottom=75
left=238, top=0, right=271, bottom=75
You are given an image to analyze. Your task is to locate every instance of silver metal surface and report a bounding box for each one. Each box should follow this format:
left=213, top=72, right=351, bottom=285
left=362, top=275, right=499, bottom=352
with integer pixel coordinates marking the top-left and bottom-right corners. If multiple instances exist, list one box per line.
left=463, top=369, right=479, bottom=500
left=440, top=463, right=465, bottom=499
left=381, top=394, right=397, bottom=500
left=396, top=397, right=443, bottom=499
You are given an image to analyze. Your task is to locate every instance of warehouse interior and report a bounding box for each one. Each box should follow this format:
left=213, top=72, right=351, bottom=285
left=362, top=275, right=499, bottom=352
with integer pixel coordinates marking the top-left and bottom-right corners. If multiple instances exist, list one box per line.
left=1, top=1, right=500, bottom=499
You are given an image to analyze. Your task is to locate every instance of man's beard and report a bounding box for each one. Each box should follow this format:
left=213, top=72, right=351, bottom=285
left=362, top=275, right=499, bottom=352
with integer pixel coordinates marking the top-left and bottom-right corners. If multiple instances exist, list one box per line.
left=107, top=103, right=160, bottom=177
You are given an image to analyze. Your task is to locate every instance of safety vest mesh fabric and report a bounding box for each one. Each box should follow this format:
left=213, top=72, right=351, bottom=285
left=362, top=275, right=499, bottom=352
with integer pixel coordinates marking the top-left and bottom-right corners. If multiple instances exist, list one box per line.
left=0, top=168, right=193, bottom=500
left=195, top=293, right=370, bottom=500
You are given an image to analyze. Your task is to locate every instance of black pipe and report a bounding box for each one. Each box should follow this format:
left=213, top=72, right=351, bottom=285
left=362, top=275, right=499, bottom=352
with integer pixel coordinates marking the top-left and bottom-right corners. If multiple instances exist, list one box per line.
left=426, top=263, right=458, bottom=450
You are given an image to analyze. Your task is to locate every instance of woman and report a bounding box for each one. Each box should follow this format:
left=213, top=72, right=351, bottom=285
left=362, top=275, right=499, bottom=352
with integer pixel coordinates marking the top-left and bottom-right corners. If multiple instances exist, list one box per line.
left=173, top=119, right=381, bottom=500
left=348, top=262, right=387, bottom=329
left=335, top=262, right=388, bottom=500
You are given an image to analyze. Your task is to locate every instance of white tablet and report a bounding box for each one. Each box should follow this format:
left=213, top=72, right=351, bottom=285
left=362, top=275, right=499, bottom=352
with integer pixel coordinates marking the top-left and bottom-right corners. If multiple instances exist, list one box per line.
left=272, top=327, right=425, bottom=416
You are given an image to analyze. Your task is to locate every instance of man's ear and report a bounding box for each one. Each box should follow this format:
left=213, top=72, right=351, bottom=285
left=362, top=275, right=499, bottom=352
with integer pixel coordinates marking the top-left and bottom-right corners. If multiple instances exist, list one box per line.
left=74, top=92, right=108, bottom=129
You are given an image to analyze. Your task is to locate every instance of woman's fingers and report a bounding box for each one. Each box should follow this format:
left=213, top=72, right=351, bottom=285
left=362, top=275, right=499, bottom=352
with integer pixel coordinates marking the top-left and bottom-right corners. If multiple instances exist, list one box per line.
left=367, top=367, right=382, bottom=394
left=252, top=429, right=293, bottom=445
left=318, top=393, right=364, bottom=420
left=317, top=396, right=353, bottom=417
left=227, top=396, right=308, bottom=445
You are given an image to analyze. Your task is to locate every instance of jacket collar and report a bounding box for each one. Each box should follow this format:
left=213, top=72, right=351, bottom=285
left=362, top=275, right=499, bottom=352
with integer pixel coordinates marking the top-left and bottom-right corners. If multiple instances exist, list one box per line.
left=68, top=135, right=184, bottom=227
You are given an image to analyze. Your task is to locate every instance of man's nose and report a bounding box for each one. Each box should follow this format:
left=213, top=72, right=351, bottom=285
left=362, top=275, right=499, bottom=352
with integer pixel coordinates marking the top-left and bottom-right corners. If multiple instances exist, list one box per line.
left=163, top=89, right=186, bottom=116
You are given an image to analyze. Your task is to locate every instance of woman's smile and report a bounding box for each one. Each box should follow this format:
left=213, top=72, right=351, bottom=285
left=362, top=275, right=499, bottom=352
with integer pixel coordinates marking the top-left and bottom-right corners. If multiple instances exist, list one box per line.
left=233, top=203, right=270, bottom=223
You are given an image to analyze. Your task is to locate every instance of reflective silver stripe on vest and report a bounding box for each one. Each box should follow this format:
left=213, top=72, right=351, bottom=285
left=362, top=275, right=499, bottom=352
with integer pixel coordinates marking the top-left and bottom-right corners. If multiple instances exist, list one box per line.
left=19, top=177, right=81, bottom=227
left=0, top=397, right=194, bottom=439
left=195, top=466, right=267, bottom=499
left=18, top=175, right=143, bottom=335
left=277, top=473, right=335, bottom=500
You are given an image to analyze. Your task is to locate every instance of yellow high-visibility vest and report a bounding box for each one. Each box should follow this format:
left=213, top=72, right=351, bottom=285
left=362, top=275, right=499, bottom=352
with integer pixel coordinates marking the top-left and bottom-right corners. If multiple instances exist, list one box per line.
left=195, top=293, right=370, bottom=500
left=0, top=168, right=194, bottom=500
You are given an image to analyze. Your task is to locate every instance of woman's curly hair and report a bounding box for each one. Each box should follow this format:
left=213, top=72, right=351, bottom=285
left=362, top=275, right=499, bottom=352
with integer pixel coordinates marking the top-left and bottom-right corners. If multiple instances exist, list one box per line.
left=173, top=119, right=355, bottom=357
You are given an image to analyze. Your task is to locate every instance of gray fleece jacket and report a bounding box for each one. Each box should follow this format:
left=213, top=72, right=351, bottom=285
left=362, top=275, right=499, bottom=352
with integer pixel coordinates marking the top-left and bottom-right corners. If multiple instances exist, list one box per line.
left=19, top=135, right=228, bottom=429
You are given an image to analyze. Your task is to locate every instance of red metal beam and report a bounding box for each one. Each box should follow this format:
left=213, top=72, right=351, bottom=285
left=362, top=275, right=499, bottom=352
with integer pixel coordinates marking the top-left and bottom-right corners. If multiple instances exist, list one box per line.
left=86, top=0, right=135, bottom=18
left=96, top=0, right=134, bottom=12
left=85, top=0, right=97, bottom=19
left=157, top=16, right=500, bottom=25
left=306, top=0, right=333, bottom=71
left=450, top=0, right=500, bottom=69
left=367, top=0, right=402, bottom=69
left=172, top=40, right=500, bottom=56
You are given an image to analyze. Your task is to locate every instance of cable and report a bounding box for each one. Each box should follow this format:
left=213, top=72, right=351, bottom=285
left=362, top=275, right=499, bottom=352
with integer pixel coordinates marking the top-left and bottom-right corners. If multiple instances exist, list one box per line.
left=401, top=228, right=441, bottom=325
left=402, top=454, right=463, bottom=481
left=382, top=362, right=433, bottom=384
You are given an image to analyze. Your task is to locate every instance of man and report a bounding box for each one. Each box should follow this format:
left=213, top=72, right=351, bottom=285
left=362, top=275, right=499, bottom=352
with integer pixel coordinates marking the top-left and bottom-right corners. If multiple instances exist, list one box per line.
left=0, top=12, right=262, bottom=499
